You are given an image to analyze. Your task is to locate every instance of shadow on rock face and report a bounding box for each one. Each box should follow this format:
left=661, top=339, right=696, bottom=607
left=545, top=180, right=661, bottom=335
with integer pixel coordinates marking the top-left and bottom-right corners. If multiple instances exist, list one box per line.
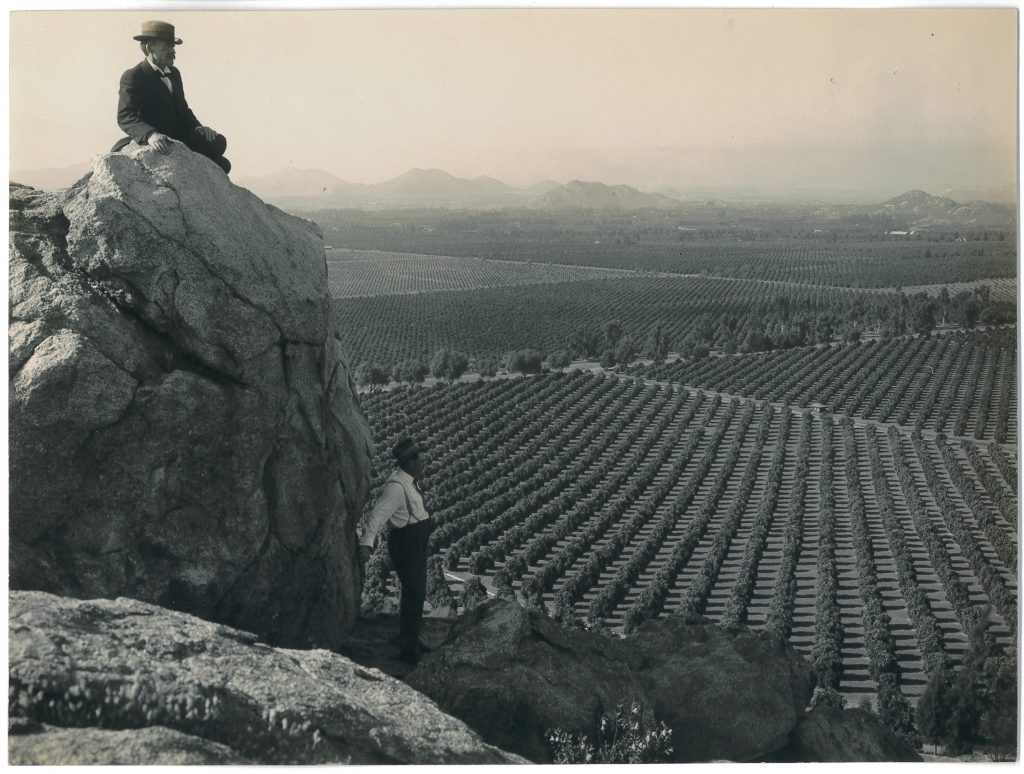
left=404, top=599, right=819, bottom=763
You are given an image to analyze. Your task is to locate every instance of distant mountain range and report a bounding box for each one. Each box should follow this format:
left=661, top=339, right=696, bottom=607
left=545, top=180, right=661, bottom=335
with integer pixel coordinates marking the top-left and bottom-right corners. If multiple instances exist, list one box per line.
left=9, top=161, right=1015, bottom=229
left=236, top=169, right=688, bottom=211
left=236, top=168, right=540, bottom=210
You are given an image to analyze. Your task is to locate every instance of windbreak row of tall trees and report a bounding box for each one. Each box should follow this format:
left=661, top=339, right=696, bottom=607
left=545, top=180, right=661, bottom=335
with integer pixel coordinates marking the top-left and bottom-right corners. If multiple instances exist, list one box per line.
left=353, top=318, right=681, bottom=390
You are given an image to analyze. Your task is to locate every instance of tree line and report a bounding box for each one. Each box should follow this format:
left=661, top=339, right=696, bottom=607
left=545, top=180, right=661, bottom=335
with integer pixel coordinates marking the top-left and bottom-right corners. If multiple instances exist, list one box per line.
left=353, top=318, right=681, bottom=390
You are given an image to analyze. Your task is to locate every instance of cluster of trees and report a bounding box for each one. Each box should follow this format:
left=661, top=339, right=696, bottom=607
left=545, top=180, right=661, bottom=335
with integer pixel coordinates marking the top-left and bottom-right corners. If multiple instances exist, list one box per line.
left=979, top=442, right=1017, bottom=517
left=839, top=418, right=917, bottom=743
left=679, top=405, right=777, bottom=617
left=424, top=375, right=591, bottom=514
left=548, top=395, right=707, bottom=621
left=588, top=397, right=737, bottom=626
left=992, top=352, right=1015, bottom=444
left=952, top=345, right=989, bottom=437
left=638, top=328, right=1015, bottom=441
left=916, top=339, right=965, bottom=431
left=429, top=378, right=630, bottom=553
left=566, top=318, right=673, bottom=367
left=444, top=382, right=660, bottom=570
left=721, top=410, right=795, bottom=629
left=479, top=387, right=675, bottom=584
left=874, top=337, right=931, bottom=422
left=916, top=614, right=1017, bottom=759
left=934, top=435, right=1016, bottom=569
left=811, top=415, right=843, bottom=690
left=619, top=399, right=750, bottom=630
left=354, top=348, right=469, bottom=390
left=886, top=427, right=979, bottom=635
left=841, top=337, right=933, bottom=420
left=863, top=427, right=951, bottom=679
left=516, top=390, right=690, bottom=610
left=983, top=442, right=1015, bottom=495
left=508, top=390, right=698, bottom=618
left=441, top=377, right=621, bottom=504
left=761, top=413, right=812, bottom=639
left=909, top=430, right=1017, bottom=632
left=967, top=348, right=999, bottom=438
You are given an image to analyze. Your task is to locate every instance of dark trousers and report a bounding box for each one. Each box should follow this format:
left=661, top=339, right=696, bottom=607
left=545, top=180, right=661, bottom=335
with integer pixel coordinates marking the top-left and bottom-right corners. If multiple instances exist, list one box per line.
left=387, top=519, right=432, bottom=657
left=111, top=132, right=231, bottom=174
left=182, top=132, right=231, bottom=174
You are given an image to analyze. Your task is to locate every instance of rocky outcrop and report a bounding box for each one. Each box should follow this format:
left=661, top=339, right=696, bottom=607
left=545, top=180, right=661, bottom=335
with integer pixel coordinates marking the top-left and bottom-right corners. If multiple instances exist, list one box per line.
left=8, top=591, right=525, bottom=765
left=409, top=600, right=645, bottom=762
left=9, top=725, right=246, bottom=765
left=628, top=612, right=815, bottom=762
left=9, top=142, right=372, bottom=649
left=774, top=705, right=922, bottom=762
left=405, top=600, right=814, bottom=762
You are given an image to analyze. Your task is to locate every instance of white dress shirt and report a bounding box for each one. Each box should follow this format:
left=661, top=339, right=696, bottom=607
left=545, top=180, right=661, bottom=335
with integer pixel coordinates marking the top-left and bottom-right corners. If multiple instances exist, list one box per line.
left=357, top=469, right=430, bottom=547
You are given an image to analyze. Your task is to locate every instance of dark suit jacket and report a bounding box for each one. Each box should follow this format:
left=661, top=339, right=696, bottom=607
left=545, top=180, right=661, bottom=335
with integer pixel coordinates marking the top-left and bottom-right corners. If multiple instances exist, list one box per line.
left=115, top=60, right=201, bottom=147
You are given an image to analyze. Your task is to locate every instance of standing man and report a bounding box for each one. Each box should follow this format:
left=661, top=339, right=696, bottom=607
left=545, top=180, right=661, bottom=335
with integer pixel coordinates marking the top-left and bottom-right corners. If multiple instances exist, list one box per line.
left=112, top=20, right=231, bottom=174
left=358, top=439, right=433, bottom=665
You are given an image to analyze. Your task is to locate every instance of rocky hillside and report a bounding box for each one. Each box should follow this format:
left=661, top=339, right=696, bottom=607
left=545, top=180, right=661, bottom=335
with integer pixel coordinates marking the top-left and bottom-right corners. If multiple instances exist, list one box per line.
left=531, top=179, right=681, bottom=210
left=875, top=189, right=1014, bottom=229
left=9, top=143, right=373, bottom=650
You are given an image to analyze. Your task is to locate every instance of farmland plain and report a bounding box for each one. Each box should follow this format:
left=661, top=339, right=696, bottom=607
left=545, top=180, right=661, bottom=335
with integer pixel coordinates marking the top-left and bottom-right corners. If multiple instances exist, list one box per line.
left=321, top=206, right=1018, bottom=721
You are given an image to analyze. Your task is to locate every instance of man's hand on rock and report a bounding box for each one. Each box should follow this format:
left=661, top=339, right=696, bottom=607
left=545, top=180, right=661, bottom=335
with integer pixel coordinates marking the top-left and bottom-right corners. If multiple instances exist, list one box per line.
left=195, top=126, right=217, bottom=142
left=147, top=132, right=172, bottom=153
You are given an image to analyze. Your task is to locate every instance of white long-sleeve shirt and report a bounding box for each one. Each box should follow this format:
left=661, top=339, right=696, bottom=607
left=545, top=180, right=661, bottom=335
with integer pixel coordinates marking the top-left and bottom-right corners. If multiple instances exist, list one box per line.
left=357, top=469, right=430, bottom=547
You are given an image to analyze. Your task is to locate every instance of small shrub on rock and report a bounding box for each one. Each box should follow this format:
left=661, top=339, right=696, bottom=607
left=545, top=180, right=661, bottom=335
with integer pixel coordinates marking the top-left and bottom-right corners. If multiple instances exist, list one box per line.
left=425, top=556, right=456, bottom=616
left=547, top=701, right=673, bottom=764
left=809, top=686, right=848, bottom=710
left=459, top=575, right=488, bottom=612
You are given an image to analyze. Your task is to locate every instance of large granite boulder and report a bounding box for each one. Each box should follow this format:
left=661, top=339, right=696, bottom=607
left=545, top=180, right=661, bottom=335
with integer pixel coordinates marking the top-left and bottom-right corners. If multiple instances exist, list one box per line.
left=405, top=600, right=814, bottom=763
left=8, top=591, right=524, bottom=765
left=9, top=725, right=246, bottom=765
left=629, top=613, right=815, bottom=762
left=9, top=142, right=372, bottom=649
left=406, top=598, right=646, bottom=762
left=774, top=705, right=922, bottom=762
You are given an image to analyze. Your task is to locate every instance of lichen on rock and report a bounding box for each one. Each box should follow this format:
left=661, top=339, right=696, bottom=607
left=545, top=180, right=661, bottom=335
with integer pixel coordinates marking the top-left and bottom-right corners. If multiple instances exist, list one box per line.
left=8, top=591, right=524, bottom=765
left=9, top=144, right=372, bottom=649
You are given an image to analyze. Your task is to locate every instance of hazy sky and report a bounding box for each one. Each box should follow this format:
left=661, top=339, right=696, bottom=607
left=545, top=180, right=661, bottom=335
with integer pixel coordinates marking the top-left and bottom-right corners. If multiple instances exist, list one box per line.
left=8, top=6, right=1018, bottom=196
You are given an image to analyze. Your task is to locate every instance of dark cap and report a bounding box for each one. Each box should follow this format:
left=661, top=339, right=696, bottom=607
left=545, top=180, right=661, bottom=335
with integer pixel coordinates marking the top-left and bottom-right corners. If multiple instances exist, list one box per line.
left=392, top=438, right=421, bottom=464
left=133, top=21, right=183, bottom=45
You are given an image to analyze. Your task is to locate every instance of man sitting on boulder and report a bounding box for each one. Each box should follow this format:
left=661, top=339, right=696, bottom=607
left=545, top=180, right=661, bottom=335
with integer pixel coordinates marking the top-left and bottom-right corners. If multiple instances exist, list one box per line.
left=112, top=20, right=231, bottom=174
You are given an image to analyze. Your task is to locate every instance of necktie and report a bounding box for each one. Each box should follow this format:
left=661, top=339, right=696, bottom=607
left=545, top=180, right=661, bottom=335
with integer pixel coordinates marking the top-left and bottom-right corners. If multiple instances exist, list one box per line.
left=158, top=71, right=173, bottom=93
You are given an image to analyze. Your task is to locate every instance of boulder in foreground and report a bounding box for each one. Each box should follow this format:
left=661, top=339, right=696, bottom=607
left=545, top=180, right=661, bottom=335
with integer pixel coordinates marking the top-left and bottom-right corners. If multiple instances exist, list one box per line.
left=9, top=591, right=524, bottom=765
left=405, top=599, right=815, bottom=763
left=773, top=705, right=922, bottom=762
